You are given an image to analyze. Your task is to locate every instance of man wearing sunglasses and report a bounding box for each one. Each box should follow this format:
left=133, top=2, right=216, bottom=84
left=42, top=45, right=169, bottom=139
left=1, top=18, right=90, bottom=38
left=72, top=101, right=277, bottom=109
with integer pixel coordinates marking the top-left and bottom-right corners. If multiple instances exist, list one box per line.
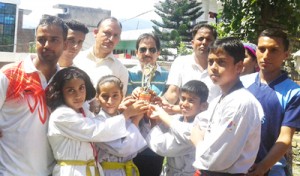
left=163, top=24, right=221, bottom=113
left=127, top=33, right=169, bottom=176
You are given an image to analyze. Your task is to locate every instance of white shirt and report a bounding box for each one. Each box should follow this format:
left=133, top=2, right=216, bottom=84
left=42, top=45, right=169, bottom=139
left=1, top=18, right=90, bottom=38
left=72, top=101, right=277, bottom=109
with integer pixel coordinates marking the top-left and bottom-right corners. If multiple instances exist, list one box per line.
left=166, top=54, right=221, bottom=102
left=48, top=105, right=128, bottom=176
left=96, top=110, right=147, bottom=176
left=193, top=88, right=264, bottom=173
left=146, top=115, right=196, bottom=176
left=0, top=55, right=58, bottom=176
left=74, top=47, right=129, bottom=95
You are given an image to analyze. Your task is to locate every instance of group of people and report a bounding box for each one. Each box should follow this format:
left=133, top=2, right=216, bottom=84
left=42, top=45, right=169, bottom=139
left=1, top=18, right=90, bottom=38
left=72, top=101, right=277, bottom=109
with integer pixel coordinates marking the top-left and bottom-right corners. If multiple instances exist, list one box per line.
left=0, top=13, right=299, bottom=176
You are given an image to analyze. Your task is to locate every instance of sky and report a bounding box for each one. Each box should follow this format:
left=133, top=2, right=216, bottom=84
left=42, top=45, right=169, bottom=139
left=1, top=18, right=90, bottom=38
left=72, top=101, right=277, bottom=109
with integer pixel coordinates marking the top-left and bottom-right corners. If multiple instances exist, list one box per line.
left=19, top=0, right=161, bottom=29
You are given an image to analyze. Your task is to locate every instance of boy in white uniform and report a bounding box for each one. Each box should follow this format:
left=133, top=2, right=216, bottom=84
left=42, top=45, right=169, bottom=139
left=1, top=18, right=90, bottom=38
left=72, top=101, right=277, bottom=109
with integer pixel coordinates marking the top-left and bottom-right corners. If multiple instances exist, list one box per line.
left=149, top=37, right=264, bottom=175
left=147, top=80, right=209, bottom=176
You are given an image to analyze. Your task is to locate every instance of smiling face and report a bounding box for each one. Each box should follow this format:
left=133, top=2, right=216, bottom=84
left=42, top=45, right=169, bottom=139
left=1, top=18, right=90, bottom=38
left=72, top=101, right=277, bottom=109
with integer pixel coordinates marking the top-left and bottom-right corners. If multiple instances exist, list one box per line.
left=62, top=78, right=86, bottom=113
left=97, top=82, right=123, bottom=116
left=208, top=49, right=242, bottom=93
left=179, top=92, right=204, bottom=121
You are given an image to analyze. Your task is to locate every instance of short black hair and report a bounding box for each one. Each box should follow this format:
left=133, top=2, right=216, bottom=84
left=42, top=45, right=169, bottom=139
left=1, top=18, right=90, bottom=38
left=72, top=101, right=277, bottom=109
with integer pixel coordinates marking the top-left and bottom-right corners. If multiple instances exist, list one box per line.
left=96, top=17, right=122, bottom=29
left=136, top=33, right=161, bottom=50
left=65, top=19, right=89, bottom=34
left=96, top=75, right=123, bottom=95
left=36, top=14, right=68, bottom=40
left=192, top=24, right=217, bottom=40
left=259, top=28, right=289, bottom=51
left=46, top=67, right=95, bottom=111
left=181, top=80, right=208, bottom=103
left=209, top=37, right=245, bottom=64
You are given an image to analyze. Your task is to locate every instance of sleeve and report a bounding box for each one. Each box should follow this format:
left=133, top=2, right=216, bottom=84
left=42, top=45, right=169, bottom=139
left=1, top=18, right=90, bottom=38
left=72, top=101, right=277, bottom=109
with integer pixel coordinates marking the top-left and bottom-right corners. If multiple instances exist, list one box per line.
left=48, top=106, right=128, bottom=142
left=194, top=99, right=261, bottom=171
left=146, top=119, right=194, bottom=157
left=282, top=89, right=300, bottom=130
left=166, top=57, right=182, bottom=87
left=96, top=121, right=147, bottom=157
left=0, top=72, right=9, bottom=108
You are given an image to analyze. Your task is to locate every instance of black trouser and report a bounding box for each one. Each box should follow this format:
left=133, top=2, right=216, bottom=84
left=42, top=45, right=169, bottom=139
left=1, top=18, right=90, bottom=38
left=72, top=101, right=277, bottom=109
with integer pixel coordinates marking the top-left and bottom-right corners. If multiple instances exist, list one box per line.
left=133, top=148, right=164, bottom=176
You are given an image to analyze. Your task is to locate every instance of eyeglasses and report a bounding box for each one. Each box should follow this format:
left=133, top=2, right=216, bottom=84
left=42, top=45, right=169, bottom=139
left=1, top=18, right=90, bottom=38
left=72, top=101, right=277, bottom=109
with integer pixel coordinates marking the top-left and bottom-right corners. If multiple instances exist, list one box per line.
left=138, top=47, right=157, bottom=54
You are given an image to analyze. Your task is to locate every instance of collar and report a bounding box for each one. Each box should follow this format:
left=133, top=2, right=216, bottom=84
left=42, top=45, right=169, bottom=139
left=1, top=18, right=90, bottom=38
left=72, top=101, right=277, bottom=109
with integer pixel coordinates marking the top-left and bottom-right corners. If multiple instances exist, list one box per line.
left=23, top=54, right=39, bottom=73
left=23, top=54, right=60, bottom=77
left=88, top=47, right=115, bottom=62
left=255, top=71, right=288, bottom=87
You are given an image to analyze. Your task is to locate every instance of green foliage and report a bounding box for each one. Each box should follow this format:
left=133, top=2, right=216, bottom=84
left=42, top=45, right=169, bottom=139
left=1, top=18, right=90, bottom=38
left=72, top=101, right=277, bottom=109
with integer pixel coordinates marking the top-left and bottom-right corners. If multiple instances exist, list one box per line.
left=217, top=0, right=300, bottom=79
left=177, top=41, right=192, bottom=56
left=152, top=0, right=204, bottom=59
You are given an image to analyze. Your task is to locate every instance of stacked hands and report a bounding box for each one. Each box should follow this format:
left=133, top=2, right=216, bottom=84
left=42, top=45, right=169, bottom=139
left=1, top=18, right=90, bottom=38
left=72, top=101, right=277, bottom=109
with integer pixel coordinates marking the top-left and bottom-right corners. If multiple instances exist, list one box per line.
left=118, top=87, right=174, bottom=126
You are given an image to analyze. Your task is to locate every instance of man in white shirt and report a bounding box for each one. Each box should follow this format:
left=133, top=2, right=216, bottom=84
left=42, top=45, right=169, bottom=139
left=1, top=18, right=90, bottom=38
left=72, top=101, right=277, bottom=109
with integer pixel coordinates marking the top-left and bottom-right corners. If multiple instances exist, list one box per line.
left=163, top=24, right=220, bottom=107
left=0, top=15, right=68, bottom=176
left=74, top=17, right=128, bottom=95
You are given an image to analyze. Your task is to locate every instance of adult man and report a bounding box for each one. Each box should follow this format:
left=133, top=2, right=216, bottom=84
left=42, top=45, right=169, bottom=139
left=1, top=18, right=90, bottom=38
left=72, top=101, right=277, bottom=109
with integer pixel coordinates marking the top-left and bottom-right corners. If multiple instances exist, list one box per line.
left=58, top=19, right=89, bottom=68
left=0, top=15, right=68, bottom=175
left=127, top=33, right=168, bottom=176
left=241, top=29, right=300, bottom=176
left=127, top=33, right=168, bottom=96
left=163, top=24, right=220, bottom=106
left=74, top=17, right=128, bottom=95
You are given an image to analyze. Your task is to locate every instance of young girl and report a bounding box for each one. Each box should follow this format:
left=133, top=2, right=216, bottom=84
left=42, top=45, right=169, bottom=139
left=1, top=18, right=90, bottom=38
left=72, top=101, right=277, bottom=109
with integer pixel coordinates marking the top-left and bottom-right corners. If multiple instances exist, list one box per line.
left=95, top=75, right=147, bottom=176
left=46, top=67, right=147, bottom=176
left=146, top=80, right=209, bottom=176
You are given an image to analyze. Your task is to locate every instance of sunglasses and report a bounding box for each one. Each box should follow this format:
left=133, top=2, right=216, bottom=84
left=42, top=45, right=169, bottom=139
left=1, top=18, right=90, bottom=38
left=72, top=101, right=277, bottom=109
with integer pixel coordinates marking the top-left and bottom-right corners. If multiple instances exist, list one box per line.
left=138, top=47, right=157, bottom=54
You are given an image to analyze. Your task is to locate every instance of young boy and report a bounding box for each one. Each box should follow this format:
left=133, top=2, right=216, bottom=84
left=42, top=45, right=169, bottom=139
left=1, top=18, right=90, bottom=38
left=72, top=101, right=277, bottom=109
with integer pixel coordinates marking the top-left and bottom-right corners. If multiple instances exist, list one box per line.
left=146, top=80, right=209, bottom=176
left=149, top=37, right=264, bottom=175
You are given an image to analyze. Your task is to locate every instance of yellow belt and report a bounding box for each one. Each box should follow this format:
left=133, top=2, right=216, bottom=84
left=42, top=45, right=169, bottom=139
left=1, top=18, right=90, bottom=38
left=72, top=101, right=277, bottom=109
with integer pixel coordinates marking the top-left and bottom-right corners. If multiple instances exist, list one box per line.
left=57, top=159, right=100, bottom=176
left=101, top=160, right=140, bottom=176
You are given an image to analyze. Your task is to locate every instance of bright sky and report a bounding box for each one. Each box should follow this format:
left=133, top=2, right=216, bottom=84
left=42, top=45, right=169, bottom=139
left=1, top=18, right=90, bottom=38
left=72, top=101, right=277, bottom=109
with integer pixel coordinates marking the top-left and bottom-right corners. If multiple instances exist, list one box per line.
left=19, top=0, right=160, bottom=28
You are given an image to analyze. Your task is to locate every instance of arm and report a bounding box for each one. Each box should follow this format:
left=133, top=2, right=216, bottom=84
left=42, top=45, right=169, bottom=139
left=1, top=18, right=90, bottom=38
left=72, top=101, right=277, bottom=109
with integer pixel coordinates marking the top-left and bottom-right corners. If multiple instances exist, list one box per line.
left=163, top=85, right=180, bottom=105
left=147, top=120, right=194, bottom=157
left=248, top=126, right=295, bottom=176
left=0, top=72, right=9, bottom=108
left=49, top=106, right=128, bottom=142
left=97, top=121, right=147, bottom=157
left=120, top=66, right=129, bottom=96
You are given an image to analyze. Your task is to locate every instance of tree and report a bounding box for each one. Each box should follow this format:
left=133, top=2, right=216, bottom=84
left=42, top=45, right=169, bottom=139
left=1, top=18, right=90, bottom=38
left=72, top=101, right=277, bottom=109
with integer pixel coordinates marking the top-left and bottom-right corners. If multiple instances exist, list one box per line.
left=218, top=0, right=300, bottom=82
left=152, top=0, right=204, bottom=60
left=218, top=0, right=300, bottom=47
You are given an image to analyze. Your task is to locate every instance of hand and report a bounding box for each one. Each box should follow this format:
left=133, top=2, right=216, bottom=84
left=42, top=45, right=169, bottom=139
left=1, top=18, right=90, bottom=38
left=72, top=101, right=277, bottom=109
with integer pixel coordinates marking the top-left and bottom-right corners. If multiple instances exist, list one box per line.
left=190, top=124, right=205, bottom=147
left=123, top=100, right=149, bottom=120
left=132, top=87, right=143, bottom=99
left=118, top=96, right=135, bottom=112
left=247, top=163, right=268, bottom=176
left=89, top=99, right=100, bottom=115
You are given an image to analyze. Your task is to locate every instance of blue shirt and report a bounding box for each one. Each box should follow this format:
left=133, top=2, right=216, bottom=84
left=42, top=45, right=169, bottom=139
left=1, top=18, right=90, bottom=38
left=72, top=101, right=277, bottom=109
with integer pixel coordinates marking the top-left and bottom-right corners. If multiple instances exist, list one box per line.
left=126, top=64, right=169, bottom=96
left=241, top=72, right=300, bottom=162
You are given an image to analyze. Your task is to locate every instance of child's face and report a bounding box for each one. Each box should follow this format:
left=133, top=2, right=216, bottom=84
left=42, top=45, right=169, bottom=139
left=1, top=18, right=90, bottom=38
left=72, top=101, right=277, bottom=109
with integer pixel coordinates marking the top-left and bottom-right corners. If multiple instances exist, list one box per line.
left=62, top=78, right=86, bottom=113
left=179, top=92, right=205, bottom=120
left=208, top=50, right=242, bottom=91
left=97, top=82, right=123, bottom=116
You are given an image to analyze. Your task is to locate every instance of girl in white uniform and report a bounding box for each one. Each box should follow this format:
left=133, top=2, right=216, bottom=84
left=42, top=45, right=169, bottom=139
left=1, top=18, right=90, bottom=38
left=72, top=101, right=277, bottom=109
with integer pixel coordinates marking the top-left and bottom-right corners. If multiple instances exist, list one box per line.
left=95, top=75, right=147, bottom=176
left=46, top=67, right=148, bottom=176
left=146, top=80, right=209, bottom=176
